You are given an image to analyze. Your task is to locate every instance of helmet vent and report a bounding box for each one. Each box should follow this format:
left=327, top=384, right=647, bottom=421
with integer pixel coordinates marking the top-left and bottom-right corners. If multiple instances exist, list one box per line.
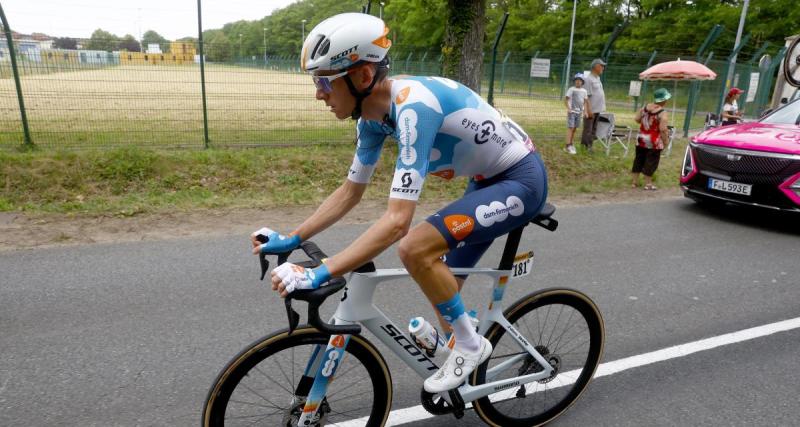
left=319, top=39, right=330, bottom=56
left=310, top=35, right=328, bottom=60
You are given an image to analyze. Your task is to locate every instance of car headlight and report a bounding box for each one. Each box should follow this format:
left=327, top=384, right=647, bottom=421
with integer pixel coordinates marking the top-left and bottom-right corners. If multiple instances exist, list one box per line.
left=779, top=172, right=800, bottom=206
left=679, top=145, right=697, bottom=184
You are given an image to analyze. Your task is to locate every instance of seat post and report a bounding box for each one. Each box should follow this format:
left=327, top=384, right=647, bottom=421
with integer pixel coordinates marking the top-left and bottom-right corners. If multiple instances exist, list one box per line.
left=497, top=225, right=525, bottom=271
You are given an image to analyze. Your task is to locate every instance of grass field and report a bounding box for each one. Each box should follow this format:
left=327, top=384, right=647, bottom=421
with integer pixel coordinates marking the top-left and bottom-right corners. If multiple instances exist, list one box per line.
left=1, top=64, right=706, bottom=150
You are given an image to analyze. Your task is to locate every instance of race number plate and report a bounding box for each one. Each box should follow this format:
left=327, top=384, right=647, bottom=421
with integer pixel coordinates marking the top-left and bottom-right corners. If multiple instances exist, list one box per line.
left=512, top=251, right=534, bottom=278
left=708, top=178, right=752, bottom=196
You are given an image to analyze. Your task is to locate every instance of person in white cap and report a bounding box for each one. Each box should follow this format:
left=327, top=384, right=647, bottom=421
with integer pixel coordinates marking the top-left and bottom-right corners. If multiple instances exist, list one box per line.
left=580, top=58, right=606, bottom=151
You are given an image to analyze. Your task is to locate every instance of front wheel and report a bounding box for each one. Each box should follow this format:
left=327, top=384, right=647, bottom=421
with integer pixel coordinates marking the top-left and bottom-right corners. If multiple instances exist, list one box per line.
left=203, top=326, right=393, bottom=427
left=472, top=288, right=605, bottom=427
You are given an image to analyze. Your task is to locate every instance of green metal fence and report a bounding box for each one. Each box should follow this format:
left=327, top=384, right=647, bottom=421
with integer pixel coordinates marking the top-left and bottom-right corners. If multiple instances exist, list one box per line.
left=0, top=37, right=785, bottom=151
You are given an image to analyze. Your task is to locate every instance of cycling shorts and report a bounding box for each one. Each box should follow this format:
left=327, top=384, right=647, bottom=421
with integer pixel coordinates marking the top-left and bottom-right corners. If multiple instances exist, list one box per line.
left=425, top=152, right=548, bottom=270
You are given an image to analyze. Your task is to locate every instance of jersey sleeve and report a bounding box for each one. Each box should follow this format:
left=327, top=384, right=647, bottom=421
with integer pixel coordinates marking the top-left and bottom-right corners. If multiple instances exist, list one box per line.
left=348, top=120, right=386, bottom=184
left=389, top=102, right=443, bottom=201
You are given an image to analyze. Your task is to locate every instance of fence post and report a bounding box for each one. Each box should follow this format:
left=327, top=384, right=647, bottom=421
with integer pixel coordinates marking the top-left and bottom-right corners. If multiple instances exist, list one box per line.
left=0, top=4, right=33, bottom=146
left=196, top=0, right=210, bottom=148
left=527, top=50, right=539, bottom=97
left=635, top=50, right=658, bottom=112
left=500, top=51, right=511, bottom=93
left=419, top=51, right=428, bottom=75
left=487, top=12, right=509, bottom=107
left=560, top=56, right=569, bottom=99
left=760, top=46, right=787, bottom=114
left=716, top=33, right=751, bottom=116
left=682, top=24, right=723, bottom=136
left=404, top=52, right=413, bottom=73
left=740, top=42, right=770, bottom=115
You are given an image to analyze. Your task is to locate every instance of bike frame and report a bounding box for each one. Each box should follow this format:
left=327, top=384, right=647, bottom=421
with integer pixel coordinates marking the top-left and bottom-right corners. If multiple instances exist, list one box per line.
left=296, top=265, right=557, bottom=425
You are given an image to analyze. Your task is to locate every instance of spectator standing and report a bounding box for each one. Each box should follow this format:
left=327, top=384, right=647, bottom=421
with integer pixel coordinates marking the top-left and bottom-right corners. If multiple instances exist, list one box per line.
left=580, top=58, right=607, bottom=151
left=631, top=88, right=671, bottom=190
left=721, top=87, right=744, bottom=126
left=564, top=73, right=589, bottom=154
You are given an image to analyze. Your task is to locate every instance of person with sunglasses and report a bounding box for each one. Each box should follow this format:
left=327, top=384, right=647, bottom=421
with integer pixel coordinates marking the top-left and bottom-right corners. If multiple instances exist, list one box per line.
left=257, top=12, right=549, bottom=394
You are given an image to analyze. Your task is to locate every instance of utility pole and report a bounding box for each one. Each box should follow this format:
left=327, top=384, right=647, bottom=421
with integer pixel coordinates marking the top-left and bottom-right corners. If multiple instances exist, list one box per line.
left=301, top=19, right=307, bottom=43
left=725, top=0, right=750, bottom=89
left=564, top=0, right=578, bottom=93
left=238, top=33, right=242, bottom=60
left=263, top=27, right=267, bottom=66
left=380, top=2, right=385, bottom=19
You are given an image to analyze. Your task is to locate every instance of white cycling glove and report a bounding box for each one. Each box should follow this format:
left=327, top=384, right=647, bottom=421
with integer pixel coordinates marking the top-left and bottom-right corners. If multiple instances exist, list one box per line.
left=272, top=262, right=331, bottom=294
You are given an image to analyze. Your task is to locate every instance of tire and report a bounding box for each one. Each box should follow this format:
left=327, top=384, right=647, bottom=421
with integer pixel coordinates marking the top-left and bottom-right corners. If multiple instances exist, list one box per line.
left=203, top=326, right=393, bottom=427
left=472, top=288, right=605, bottom=427
left=784, top=36, right=800, bottom=88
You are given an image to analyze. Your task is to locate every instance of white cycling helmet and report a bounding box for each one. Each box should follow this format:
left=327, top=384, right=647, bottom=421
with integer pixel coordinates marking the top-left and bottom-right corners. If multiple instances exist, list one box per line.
left=301, top=13, right=391, bottom=73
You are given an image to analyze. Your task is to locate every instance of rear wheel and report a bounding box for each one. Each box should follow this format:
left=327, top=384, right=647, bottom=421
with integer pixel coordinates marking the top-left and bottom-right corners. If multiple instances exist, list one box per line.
left=784, top=36, right=800, bottom=88
left=472, top=288, right=604, bottom=427
left=203, top=327, right=392, bottom=427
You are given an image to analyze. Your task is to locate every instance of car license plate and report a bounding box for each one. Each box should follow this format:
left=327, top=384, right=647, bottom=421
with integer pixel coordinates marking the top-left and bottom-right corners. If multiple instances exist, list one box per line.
left=708, top=178, right=752, bottom=195
left=512, top=251, right=533, bottom=278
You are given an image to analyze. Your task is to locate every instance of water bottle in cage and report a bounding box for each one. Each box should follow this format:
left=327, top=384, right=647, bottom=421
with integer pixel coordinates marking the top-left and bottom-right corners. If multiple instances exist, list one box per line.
left=408, top=317, right=450, bottom=357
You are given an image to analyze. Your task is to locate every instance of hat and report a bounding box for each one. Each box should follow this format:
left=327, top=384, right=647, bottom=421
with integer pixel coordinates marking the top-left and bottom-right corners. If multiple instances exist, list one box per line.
left=727, top=87, right=744, bottom=97
left=591, top=58, right=607, bottom=68
left=654, top=88, right=671, bottom=103
left=573, top=73, right=585, bottom=82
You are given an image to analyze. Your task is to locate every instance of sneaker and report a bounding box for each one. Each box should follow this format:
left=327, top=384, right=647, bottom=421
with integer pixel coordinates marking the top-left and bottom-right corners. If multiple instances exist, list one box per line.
left=568, top=145, right=577, bottom=154
left=423, top=336, right=492, bottom=393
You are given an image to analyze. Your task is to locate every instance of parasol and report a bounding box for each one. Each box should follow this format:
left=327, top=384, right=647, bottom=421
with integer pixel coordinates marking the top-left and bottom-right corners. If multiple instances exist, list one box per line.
left=639, top=59, right=717, bottom=154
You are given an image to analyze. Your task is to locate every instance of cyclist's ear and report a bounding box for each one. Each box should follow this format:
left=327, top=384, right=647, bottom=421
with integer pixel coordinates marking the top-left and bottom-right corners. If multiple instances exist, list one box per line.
left=353, top=63, right=377, bottom=87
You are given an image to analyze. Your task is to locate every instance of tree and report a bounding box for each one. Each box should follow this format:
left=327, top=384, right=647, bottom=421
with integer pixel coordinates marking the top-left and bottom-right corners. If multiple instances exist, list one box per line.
left=53, top=37, right=78, bottom=50
left=442, top=0, right=486, bottom=91
left=206, top=32, right=232, bottom=62
left=118, top=34, right=141, bottom=52
left=142, top=30, right=170, bottom=52
left=85, top=29, right=118, bottom=52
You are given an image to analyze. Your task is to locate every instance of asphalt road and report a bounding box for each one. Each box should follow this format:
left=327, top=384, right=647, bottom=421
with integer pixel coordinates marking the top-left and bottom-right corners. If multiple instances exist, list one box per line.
left=1, top=198, right=799, bottom=426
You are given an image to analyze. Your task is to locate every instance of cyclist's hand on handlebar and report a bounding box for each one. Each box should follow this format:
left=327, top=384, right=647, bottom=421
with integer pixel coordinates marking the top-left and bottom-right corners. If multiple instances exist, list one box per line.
left=250, top=227, right=301, bottom=255
left=270, top=262, right=331, bottom=297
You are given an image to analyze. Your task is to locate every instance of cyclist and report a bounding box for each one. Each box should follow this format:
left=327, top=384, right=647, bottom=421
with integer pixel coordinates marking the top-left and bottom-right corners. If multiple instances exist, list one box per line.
left=256, top=12, right=548, bottom=393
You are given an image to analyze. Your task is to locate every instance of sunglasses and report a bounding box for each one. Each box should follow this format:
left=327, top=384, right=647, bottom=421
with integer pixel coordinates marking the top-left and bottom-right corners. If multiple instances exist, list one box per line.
left=312, top=70, right=349, bottom=93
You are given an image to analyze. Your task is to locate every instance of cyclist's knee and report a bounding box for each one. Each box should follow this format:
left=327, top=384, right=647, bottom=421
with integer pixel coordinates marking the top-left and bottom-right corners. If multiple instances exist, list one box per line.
left=398, top=226, right=445, bottom=268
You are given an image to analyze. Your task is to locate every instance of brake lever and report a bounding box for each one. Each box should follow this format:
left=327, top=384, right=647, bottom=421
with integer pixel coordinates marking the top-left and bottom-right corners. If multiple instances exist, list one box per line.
left=255, top=233, right=291, bottom=280
left=284, top=297, right=300, bottom=335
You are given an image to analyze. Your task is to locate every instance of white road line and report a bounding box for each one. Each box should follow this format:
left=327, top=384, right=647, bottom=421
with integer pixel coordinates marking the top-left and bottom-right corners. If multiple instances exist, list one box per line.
left=336, top=316, right=800, bottom=427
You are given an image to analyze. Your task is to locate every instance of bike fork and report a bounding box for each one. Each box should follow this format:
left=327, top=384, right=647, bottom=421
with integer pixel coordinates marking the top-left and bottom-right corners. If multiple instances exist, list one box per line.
left=297, top=333, right=352, bottom=426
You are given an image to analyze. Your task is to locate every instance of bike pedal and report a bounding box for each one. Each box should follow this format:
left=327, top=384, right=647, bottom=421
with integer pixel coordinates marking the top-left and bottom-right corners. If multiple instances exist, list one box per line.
left=448, top=389, right=465, bottom=419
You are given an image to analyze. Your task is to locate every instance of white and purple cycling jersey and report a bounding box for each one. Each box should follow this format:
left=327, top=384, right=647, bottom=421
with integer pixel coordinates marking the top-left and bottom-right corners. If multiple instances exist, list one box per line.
left=347, top=76, right=536, bottom=201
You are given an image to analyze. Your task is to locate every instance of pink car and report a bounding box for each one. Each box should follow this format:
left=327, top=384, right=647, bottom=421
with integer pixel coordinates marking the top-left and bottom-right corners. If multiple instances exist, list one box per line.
left=680, top=98, right=800, bottom=212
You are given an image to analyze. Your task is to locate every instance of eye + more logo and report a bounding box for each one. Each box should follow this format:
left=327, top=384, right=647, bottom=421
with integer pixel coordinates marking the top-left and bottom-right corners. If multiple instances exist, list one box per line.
left=476, top=196, right=525, bottom=227
left=461, top=118, right=513, bottom=148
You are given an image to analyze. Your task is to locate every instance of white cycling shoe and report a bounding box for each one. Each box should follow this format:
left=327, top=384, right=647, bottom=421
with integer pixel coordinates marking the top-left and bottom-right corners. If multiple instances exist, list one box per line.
left=423, top=336, right=492, bottom=393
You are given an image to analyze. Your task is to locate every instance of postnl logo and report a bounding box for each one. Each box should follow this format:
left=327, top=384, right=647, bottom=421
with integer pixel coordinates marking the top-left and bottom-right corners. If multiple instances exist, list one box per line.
left=395, top=87, right=411, bottom=104
left=444, top=215, right=474, bottom=241
left=331, top=335, right=345, bottom=348
left=432, top=169, right=455, bottom=180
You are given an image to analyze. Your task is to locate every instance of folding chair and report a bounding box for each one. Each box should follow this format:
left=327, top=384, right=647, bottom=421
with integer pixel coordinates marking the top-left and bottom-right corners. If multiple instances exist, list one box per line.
left=704, top=113, right=719, bottom=130
left=663, top=126, right=676, bottom=157
left=594, top=113, right=631, bottom=157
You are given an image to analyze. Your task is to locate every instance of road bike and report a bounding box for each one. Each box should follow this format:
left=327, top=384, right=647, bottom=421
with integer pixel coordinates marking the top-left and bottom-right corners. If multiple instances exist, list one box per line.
left=203, top=203, right=605, bottom=426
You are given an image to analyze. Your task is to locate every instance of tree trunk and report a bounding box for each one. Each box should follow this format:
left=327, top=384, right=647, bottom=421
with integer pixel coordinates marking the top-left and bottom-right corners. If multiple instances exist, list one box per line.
left=442, top=0, right=486, bottom=92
